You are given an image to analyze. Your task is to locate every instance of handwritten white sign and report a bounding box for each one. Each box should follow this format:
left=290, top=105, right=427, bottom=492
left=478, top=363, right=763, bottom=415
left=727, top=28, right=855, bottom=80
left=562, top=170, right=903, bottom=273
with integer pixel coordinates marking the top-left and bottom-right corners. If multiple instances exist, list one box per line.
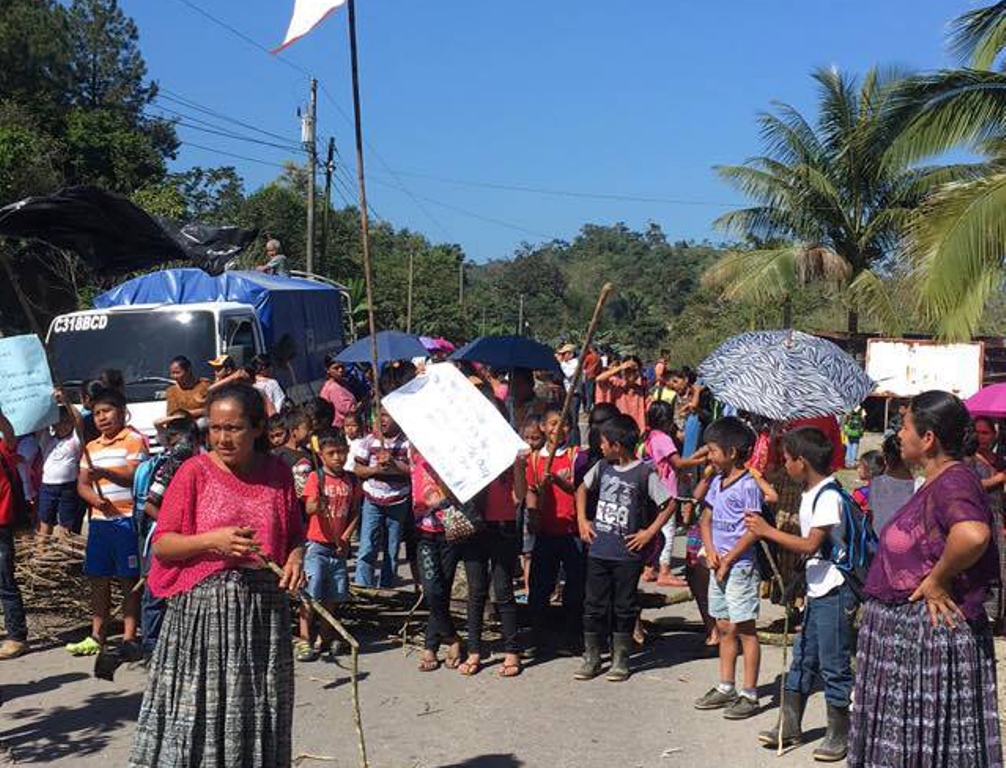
left=866, top=339, right=984, bottom=399
left=0, top=335, right=58, bottom=436
left=383, top=363, right=526, bottom=503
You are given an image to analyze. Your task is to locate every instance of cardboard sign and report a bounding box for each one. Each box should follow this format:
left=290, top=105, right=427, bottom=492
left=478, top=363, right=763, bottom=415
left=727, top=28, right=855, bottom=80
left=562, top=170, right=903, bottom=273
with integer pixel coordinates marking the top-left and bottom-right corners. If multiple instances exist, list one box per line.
left=866, top=339, right=984, bottom=399
left=0, top=335, right=58, bottom=436
left=383, top=363, right=526, bottom=503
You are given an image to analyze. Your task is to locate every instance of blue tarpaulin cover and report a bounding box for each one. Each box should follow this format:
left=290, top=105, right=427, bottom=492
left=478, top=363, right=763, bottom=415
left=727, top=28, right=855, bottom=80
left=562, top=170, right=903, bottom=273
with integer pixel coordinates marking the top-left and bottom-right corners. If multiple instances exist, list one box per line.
left=94, top=268, right=345, bottom=388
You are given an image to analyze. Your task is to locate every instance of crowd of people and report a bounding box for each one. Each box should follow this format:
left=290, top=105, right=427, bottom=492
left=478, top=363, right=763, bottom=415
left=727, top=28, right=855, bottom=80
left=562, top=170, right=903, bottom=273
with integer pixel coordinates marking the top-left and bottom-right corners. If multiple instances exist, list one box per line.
left=0, top=342, right=1003, bottom=768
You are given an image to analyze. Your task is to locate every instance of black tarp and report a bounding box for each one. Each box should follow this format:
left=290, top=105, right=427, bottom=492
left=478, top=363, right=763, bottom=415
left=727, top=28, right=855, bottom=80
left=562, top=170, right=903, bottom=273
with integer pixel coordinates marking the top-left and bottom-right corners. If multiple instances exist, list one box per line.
left=0, top=185, right=256, bottom=276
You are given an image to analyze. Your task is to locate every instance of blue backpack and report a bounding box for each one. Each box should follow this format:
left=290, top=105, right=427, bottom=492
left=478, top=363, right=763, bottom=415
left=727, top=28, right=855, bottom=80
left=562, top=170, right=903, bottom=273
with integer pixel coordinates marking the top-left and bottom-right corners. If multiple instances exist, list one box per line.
left=133, top=454, right=168, bottom=543
left=815, top=480, right=878, bottom=598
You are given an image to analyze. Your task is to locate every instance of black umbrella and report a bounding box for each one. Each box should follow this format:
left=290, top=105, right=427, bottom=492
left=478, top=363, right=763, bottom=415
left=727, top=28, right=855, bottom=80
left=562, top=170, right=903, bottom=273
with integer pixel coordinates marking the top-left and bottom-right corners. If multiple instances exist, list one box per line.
left=450, top=334, right=562, bottom=376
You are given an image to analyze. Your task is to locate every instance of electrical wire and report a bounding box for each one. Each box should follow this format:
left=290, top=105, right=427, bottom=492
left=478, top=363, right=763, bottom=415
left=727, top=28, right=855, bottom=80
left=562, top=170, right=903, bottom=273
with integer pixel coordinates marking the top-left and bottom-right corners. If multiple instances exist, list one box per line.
left=149, top=110, right=305, bottom=154
left=177, top=140, right=290, bottom=169
left=156, top=90, right=304, bottom=146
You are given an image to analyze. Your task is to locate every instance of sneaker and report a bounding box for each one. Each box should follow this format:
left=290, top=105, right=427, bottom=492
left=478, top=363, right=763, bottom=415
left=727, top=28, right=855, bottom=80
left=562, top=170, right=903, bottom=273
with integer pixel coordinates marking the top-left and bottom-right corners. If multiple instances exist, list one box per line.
left=0, top=639, right=28, bottom=660
left=723, top=695, right=760, bottom=720
left=66, top=636, right=102, bottom=656
left=694, top=686, right=738, bottom=710
left=295, top=640, right=319, bottom=663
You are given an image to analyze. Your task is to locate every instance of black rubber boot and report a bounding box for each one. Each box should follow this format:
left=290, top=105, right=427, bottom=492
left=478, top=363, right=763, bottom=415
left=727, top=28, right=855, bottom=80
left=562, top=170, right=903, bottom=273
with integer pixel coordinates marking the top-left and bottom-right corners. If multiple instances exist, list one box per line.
left=812, top=704, right=850, bottom=762
left=605, top=632, right=632, bottom=682
left=758, top=691, right=805, bottom=749
left=573, top=632, right=603, bottom=680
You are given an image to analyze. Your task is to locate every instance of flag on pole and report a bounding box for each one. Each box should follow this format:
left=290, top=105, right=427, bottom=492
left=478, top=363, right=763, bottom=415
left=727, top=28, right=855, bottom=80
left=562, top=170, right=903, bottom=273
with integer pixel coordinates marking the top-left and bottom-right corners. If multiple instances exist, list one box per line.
left=274, top=0, right=347, bottom=52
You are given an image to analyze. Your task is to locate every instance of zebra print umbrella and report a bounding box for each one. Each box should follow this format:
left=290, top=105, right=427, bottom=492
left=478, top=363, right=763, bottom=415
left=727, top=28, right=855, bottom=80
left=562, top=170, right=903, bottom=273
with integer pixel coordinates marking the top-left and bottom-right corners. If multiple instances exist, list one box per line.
left=698, top=330, right=875, bottom=421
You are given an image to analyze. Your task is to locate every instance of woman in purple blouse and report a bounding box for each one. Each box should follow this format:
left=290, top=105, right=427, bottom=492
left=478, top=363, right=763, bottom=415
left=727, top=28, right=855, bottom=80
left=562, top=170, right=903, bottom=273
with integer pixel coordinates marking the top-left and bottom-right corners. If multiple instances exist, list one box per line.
left=848, top=391, right=1002, bottom=768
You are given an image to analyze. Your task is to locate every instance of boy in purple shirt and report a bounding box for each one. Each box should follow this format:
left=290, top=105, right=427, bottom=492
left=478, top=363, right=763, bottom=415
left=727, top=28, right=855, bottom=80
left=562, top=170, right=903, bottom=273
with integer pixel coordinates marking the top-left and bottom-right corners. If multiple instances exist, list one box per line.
left=693, top=417, right=764, bottom=720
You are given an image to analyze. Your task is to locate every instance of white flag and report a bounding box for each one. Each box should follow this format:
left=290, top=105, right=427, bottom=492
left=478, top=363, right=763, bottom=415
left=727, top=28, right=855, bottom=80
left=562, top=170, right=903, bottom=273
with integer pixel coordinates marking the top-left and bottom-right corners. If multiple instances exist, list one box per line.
left=275, top=0, right=347, bottom=52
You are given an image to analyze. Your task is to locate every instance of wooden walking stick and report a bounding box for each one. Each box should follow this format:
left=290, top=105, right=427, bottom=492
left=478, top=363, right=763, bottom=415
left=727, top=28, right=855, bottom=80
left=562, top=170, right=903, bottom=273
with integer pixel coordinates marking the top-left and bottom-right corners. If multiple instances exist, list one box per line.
left=543, top=282, right=614, bottom=476
left=759, top=541, right=793, bottom=757
left=253, top=547, right=369, bottom=768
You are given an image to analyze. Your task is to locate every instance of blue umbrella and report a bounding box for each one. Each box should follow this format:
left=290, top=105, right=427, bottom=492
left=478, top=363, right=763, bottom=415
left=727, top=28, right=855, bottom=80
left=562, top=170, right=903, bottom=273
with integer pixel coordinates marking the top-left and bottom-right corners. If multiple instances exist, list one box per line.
left=698, top=330, right=874, bottom=421
left=336, top=330, right=428, bottom=365
left=450, top=334, right=562, bottom=376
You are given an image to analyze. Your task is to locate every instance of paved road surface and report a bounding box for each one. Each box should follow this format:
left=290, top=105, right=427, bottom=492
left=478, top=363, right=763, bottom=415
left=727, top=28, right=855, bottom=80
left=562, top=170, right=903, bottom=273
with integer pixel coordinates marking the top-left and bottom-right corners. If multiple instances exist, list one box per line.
left=1, top=586, right=842, bottom=768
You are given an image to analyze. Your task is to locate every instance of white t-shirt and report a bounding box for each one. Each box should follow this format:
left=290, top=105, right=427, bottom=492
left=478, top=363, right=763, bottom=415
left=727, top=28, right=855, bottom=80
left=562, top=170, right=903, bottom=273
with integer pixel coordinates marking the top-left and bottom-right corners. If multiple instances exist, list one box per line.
left=560, top=358, right=578, bottom=392
left=41, top=431, right=82, bottom=485
left=254, top=378, right=286, bottom=413
left=344, top=437, right=365, bottom=472
left=799, top=475, right=845, bottom=599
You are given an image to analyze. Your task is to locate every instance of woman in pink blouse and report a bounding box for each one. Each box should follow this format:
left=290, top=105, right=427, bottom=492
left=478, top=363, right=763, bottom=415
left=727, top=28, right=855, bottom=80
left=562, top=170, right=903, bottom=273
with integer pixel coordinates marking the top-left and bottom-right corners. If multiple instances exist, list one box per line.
left=320, top=354, right=359, bottom=428
left=129, top=382, right=305, bottom=768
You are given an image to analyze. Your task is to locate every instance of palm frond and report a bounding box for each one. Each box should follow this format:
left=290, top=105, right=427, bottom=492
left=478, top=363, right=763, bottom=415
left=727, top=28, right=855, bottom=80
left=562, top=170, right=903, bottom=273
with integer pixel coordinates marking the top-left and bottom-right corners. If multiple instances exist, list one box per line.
left=712, top=206, right=795, bottom=241
left=701, top=247, right=799, bottom=304
left=949, top=1, right=1006, bottom=69
left=797, top=245, right=853, bottom=286
left=887, top=70, right=1006, bottom=164
left=908, top=171, right=1006, bottom=340
left=846, top=268, right=906, bottom=336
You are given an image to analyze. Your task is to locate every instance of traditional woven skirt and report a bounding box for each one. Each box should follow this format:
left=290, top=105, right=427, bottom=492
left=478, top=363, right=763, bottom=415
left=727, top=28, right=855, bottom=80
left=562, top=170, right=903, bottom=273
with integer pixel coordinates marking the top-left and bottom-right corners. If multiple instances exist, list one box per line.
left=848, top=599, right=1003, bottom=768
left=128, top=569, right=294, bottom=768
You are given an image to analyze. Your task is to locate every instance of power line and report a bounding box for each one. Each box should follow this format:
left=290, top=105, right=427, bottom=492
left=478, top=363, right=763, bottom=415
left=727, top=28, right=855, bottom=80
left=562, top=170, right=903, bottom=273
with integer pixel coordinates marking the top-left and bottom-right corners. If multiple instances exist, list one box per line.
left=370, top=179, right=558, bottom=240
left=150, top=110, right=305, bottom=154
left=372, top=169, right=742, bottom=208
left=156, top=90, right=303, bottom=147
left=177, top=140, right=289, bottom=169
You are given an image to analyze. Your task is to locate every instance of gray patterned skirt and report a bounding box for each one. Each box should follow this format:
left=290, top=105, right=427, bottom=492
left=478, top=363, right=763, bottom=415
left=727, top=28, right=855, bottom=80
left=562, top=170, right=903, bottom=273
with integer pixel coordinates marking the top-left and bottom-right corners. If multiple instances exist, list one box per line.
left=848, top=599, right=1003, bottom=768
left=128, top=569, right=294, bottom=768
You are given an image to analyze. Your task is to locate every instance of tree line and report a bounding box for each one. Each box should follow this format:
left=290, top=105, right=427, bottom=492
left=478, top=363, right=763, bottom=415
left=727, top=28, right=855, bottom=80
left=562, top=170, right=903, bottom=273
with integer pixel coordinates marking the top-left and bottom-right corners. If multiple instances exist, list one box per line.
left=5, top=1, right=1006, bottom=363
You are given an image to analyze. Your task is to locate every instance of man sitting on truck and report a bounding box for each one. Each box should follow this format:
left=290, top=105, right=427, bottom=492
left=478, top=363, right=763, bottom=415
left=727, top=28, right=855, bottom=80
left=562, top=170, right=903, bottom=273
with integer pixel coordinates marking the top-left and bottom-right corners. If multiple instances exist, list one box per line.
left=164, top=356, right=211, bottom=421
left=256, top=239, right=290, bottom=277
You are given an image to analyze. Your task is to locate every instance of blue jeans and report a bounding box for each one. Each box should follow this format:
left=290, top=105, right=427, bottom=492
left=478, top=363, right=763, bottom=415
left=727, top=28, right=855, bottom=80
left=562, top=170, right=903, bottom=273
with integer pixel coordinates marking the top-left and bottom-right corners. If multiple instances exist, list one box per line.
left=845, top=440, right=860, bottom=468
left=141, top=584, right=164, bottom=655
left=0, top=526, right=27, bottom=641
left=785, top=582, right=857, bottom=707
left=355, top=499, right=409, bottom=588
left=304, top=542, right=349, bottom=602
left=529, top=533, right=585, bottom=632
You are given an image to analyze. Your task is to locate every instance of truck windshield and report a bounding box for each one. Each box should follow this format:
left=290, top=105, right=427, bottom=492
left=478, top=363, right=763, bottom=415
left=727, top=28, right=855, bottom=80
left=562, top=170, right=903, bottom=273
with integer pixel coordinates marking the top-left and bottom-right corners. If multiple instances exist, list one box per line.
left=48, top=310, right=217, bottom=401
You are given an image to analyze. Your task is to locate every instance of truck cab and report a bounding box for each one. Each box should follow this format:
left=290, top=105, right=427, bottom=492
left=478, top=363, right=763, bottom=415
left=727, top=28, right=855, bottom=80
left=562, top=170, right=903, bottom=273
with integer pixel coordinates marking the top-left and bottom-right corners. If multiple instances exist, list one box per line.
left=45, top=267, right=350, bottom=442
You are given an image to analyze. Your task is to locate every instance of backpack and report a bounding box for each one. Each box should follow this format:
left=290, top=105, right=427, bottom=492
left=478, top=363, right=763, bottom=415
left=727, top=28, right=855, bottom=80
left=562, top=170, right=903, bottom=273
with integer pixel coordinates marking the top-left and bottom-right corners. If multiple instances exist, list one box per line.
left=844, top=412, right=864, bottom=441
left=0, top=449, right=30, bottom=530
left=133, top=454, right=169, bottom=542
left=815, top=480, right=878, bottom=598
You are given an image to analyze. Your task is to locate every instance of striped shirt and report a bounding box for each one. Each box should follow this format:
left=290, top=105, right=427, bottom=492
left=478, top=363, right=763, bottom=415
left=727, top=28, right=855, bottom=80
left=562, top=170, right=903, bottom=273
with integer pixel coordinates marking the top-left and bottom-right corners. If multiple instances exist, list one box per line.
left=81, top=429, right=148, bottom=519
left=353, top=432, right=410, bottom=505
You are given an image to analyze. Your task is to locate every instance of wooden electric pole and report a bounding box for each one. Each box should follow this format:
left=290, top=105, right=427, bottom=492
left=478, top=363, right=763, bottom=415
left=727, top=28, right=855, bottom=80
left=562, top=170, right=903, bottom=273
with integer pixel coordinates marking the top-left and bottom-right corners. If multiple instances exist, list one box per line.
left=304, top=78, right=318, bottom=274
left=321, top=136, right=335, bottom=270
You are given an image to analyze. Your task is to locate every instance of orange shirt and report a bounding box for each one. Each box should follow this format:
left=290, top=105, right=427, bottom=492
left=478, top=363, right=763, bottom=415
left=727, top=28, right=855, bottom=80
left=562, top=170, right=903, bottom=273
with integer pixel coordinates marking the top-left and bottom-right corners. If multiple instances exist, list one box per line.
left=165, top=379, right=211, bottom=417
left=81, top=428, right=148, bottom=519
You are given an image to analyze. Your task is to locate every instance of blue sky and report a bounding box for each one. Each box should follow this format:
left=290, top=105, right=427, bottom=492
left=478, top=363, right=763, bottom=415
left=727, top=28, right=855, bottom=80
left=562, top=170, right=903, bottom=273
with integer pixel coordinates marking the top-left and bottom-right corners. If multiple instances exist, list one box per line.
left=125, top=0, right=974, bottom=262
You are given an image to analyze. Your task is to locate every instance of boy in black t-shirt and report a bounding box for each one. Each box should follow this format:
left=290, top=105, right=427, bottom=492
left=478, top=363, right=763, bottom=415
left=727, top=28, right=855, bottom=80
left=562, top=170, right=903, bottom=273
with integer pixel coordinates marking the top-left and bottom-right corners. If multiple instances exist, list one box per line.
left=575, top=414, right=673, bottom=682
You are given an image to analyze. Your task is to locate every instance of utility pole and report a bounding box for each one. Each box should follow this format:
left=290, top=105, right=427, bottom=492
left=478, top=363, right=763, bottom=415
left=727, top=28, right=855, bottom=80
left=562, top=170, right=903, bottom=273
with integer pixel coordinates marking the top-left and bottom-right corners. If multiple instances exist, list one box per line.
left=320, top=136, right=335, bottom=270
left=517, top=293, right=524, bottom=336
left=406, top=250, right=414, bottom=333
left=303, top=77, right=318, bottom=274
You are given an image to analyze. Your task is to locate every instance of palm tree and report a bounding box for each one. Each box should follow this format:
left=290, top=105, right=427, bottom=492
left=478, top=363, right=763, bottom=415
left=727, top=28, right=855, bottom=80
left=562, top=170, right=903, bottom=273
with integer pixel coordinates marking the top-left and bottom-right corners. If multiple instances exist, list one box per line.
left=882, top=2, right=1006, bottom=340
left=705, top=67, right=973, bottom=334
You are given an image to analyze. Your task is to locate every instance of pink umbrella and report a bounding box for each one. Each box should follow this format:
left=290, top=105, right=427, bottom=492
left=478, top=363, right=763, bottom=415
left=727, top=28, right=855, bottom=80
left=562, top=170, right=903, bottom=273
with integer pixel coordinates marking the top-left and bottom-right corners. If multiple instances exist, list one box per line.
left=965, top=383, right=1006, bottom=418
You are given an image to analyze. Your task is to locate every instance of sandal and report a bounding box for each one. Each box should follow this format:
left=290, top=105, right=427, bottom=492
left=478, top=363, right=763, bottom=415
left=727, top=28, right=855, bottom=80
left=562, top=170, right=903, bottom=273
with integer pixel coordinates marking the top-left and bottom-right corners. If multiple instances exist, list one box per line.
left=444, top=639, right=465, bottom=670
left=458, top=654, right=481, bottom=676
left=498, top=658, right=522, bottom=678
left=418, top=651, right=441, bottom=672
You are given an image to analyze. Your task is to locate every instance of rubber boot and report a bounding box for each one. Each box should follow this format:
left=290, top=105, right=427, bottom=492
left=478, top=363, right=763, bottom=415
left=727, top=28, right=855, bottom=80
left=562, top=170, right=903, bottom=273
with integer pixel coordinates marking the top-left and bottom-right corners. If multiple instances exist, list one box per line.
left=606, top=632, right=633, bottom=682
left=758, top=691, right=805, bottom=749
left=812, top=704, right=850, bottom=762
left=573, top=633, right=603, bottom=680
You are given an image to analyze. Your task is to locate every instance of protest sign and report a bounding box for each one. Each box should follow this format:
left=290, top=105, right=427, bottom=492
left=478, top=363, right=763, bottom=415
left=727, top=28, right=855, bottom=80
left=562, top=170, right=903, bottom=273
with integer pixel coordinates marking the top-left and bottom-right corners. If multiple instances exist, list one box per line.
left=0, top=334, right=59, bottom=436
left=383, top=363, right=526, bottom=503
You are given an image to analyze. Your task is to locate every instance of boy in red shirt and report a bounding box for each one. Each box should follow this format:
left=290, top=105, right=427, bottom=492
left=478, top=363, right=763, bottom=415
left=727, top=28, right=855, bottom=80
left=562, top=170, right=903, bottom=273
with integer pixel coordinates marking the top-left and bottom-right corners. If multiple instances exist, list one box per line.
left=525, top=407, right=583, bottom=655
left=0, top=405, right=28, bottom=659
left=297, top=431, right=361, bottom=662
